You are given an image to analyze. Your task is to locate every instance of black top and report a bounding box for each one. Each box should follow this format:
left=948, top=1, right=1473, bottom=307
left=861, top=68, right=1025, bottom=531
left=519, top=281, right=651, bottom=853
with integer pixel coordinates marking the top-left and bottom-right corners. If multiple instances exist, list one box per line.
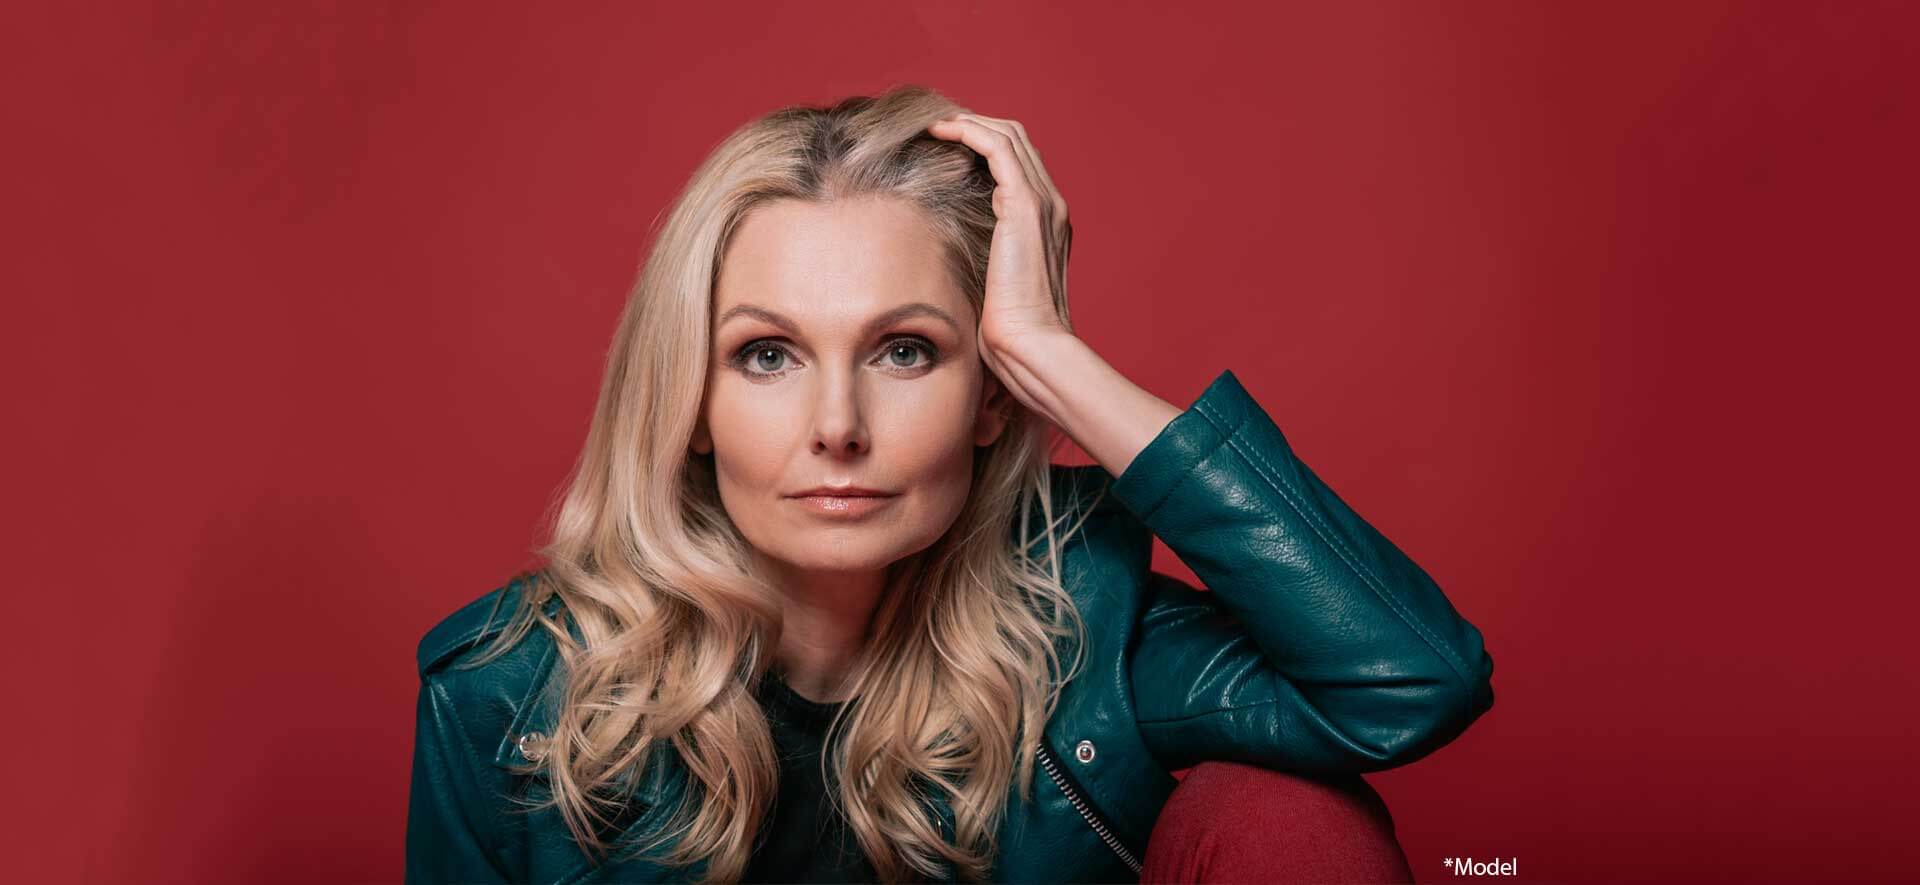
left=741, top=671, right=879, bottom=883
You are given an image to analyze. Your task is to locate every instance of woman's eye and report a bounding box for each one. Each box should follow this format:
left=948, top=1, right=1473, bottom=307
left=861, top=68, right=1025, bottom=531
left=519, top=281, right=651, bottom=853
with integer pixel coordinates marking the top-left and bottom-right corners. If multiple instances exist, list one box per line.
left=882, top=338, right=937, bottom=369
left=735, top=342, right=794, bottom=376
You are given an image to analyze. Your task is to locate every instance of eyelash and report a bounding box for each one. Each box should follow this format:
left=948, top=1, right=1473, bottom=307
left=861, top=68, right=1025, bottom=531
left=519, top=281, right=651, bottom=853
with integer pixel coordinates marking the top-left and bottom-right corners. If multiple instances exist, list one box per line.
left=728, top=336, right=941, bottom=379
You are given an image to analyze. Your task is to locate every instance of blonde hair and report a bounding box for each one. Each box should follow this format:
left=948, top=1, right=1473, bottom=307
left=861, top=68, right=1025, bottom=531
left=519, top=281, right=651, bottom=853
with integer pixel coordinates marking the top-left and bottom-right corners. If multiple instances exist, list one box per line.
left=458, top=84, right=1097, bottom=882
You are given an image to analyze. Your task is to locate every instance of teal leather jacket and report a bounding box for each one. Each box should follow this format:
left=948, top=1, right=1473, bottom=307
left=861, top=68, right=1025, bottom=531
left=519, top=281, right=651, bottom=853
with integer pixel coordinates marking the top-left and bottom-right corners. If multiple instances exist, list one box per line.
left=405, top=370, right=1496, bottom=883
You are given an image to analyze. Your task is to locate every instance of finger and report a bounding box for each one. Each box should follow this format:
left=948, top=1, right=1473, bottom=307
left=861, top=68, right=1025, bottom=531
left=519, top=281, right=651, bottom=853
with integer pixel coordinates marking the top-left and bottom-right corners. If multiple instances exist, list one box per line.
left=953, top=114, right=1072, bottom=300
left=928, top=114, right=1068, bottom=307
left=957, top=114, right=1069, bottom=246
left=926, top=116, right=1043, bottom=213
left=966, top=114, right=1065, bottom=222
left=955, top=114, right=1046, bottom=214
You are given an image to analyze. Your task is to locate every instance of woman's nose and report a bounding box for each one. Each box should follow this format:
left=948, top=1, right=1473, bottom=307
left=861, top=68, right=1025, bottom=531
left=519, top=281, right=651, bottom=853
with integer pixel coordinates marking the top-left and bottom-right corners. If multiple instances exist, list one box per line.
left=809, top=376, right=870, bottom=457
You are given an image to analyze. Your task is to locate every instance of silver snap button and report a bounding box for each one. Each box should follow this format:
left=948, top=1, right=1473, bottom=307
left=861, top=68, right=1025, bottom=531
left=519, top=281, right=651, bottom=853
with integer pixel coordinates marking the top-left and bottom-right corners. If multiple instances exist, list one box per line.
left=1074, top=739, right=1096, bottom=764
left=518, top=731, right=546, bottom=762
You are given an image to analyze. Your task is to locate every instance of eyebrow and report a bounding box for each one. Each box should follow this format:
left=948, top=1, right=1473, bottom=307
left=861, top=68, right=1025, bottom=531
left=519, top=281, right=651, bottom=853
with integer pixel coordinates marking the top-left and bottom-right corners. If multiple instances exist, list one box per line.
left=716, top=302, right=962, bottom=338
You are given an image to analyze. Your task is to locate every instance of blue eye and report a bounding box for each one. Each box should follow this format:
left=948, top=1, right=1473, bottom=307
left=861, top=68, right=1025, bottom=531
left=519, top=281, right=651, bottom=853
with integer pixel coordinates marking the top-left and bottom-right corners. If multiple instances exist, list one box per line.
left=737, top=342, right=793, bottom=375
left=883, top=338, right=936, bottom=368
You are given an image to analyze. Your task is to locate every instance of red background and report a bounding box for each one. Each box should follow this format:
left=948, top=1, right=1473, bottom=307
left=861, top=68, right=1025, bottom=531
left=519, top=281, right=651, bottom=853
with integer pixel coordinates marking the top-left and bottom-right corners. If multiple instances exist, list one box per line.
left=7, top=2, right=1916, bottom=882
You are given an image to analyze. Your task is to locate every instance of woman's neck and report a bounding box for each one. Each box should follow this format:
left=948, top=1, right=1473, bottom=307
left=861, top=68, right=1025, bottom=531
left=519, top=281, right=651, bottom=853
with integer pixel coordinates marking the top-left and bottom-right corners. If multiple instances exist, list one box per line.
left=765, top=564, right=888, bottom=703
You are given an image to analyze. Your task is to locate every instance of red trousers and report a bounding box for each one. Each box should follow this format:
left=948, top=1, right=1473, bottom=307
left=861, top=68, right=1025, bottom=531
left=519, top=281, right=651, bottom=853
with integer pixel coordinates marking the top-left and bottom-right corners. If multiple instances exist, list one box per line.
left=1142, top=762, right=1414, bottom=884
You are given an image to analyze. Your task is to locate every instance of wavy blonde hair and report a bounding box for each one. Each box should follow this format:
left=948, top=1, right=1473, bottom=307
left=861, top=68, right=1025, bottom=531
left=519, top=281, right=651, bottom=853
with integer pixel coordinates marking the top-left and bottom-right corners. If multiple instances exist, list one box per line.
left=458, top=84, right=1101, bottom=883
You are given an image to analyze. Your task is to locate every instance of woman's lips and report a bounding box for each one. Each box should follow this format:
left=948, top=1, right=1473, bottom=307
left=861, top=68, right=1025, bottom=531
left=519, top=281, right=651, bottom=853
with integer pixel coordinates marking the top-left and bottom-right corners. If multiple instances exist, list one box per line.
left=786, top=494, right=899, bottom=518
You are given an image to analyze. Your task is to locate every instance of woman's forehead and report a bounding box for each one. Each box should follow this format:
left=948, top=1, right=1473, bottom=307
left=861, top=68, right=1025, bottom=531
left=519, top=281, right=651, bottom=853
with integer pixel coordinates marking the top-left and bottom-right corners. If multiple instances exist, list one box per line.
left=714, top=197, right=968, bottom=330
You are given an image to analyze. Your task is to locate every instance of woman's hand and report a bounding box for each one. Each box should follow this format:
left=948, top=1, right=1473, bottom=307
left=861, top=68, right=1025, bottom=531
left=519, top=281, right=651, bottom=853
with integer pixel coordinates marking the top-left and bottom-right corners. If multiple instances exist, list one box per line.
left=925, top=111, right=1181, bottom=479
left=925, top=112, right=1077, bottom=390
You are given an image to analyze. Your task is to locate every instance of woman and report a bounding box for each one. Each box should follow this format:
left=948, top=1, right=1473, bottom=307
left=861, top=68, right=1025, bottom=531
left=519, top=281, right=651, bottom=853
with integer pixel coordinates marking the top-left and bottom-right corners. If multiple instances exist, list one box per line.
left=405, top=85, right=1496, bottom=884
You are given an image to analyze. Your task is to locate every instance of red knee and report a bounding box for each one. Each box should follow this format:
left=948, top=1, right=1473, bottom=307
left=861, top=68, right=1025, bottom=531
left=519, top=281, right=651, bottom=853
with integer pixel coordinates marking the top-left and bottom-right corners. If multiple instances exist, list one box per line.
left=1142, top=761, right=1413, bottom=884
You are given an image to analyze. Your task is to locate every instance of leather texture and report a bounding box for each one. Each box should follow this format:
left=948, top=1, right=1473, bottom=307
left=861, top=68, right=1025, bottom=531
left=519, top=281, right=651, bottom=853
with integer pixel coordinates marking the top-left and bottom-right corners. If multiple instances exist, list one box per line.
left=405, top=369, right=1496, bottom=883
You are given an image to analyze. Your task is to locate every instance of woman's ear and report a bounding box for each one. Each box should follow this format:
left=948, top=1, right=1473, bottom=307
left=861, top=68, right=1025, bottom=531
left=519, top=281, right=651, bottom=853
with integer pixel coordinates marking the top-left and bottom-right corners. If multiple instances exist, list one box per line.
left=973, top=371, right=1013, bottom=447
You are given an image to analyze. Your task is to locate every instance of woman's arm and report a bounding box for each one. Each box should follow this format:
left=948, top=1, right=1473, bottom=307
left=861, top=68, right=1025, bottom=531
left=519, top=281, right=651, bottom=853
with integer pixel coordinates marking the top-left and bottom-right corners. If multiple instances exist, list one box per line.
left=987, top=332, right=1183, bottom=479
left=1105, top=369, right=1495, bottom=774
left=928, top=111, right=1493, bottom=773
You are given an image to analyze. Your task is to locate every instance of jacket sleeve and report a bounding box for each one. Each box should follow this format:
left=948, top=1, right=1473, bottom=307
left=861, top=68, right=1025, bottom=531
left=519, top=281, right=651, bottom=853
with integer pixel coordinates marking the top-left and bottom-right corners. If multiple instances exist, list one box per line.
left=1109, top=369, right=1496, bottom=775
left=405, top=676, right=513, bottom=884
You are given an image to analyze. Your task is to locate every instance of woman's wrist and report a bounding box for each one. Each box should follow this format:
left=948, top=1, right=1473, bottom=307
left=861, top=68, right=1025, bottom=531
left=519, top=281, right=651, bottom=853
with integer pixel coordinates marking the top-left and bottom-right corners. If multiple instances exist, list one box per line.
left=988, top=332, right=1182, bottom=479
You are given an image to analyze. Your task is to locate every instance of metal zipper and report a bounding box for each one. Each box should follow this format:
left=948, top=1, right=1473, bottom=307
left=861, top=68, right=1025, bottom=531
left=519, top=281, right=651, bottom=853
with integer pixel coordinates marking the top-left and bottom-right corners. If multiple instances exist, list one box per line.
left=1034, top=741, right=1143, bottom=874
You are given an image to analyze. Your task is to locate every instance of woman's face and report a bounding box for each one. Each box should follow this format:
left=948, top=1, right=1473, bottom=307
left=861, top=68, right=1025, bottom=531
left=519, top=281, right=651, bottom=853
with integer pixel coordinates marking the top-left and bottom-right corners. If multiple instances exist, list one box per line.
left=694, top=196, right=1010, bottom=579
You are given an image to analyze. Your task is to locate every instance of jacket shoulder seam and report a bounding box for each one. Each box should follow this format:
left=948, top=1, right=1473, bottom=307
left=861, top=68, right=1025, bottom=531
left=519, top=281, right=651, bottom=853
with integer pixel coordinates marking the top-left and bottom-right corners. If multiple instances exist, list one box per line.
left=416, top=575, right=537, bottom=678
